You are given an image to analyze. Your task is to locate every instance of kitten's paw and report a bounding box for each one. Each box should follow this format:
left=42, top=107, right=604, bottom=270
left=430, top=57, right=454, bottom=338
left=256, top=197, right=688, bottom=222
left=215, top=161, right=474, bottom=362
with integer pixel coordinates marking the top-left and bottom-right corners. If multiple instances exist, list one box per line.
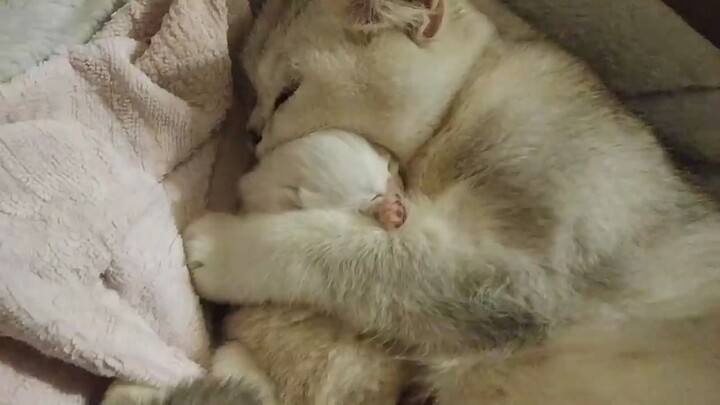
left=183, top=213, right=235, bottom=299
left=376, top=194, right=406, bottom=230
left=102, top=381, right=163, bottom=405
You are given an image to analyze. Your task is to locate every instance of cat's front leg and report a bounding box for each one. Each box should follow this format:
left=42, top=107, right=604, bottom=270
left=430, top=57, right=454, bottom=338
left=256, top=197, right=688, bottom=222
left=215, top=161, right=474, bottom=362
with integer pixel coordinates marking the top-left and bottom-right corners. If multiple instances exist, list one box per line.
left=182, top=205, right=475, bottom=346
left=182, top=211, right=331, bottom=305
left=183, top=212, right=240, bottom=302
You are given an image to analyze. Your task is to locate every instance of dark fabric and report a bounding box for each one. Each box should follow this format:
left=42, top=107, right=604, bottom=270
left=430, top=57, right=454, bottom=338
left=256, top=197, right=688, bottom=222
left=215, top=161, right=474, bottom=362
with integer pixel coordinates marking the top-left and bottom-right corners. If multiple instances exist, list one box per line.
left=662, top=0, right=720, bottom=47
left=494, top=0, right=720, bottom=166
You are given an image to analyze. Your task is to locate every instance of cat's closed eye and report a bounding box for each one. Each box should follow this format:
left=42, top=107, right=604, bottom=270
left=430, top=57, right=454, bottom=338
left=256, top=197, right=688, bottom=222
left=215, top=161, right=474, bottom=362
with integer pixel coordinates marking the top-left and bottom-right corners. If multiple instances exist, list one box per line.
left=274, top=82, right=300, bottom=111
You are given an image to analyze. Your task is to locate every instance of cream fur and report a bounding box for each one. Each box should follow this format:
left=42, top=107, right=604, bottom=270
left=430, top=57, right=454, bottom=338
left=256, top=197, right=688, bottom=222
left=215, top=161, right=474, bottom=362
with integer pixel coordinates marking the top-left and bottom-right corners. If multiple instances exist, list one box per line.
left=224, top=129, right=409, bottom=404
left=220, top=306, right=406, bottom=405
left=239, top=129, right=400, bottom=215
left=185, top=0, right=720, bottom=402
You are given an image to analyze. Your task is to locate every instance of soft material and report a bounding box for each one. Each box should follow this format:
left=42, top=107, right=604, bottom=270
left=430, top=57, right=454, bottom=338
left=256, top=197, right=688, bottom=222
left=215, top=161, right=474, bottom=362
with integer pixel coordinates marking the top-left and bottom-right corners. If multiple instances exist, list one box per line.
left=0, top=338, right=111, bottom=404
left=0, top=0, right=250, bottom=403
left=0, top=0, right=127, bottom=82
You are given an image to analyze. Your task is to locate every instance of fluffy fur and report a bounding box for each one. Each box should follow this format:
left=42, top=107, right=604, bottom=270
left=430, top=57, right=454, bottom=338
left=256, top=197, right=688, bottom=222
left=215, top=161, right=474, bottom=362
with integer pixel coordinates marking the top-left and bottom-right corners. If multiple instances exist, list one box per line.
left=102, top=378, right=267, bottom=405
left=225, top=129, right=410, bottom=404
left=102, top=343, right=280, bottom=405
left=184, top=0, right=720, bottom=402
left=221, top=306, right=407, bottom=405
left=239, top=129, right=404, bottom=224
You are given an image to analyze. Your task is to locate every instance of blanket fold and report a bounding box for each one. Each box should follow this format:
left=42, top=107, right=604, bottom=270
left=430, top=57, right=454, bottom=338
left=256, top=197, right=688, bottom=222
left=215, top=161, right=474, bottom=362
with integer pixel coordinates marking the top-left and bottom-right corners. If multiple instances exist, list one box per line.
left=0, top=0, right=236, bottom=403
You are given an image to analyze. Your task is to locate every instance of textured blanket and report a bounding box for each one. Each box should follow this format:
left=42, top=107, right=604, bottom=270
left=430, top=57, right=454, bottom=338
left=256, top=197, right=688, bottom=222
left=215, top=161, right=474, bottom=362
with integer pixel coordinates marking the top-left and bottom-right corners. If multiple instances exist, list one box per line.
left=0, top=0, right=250, bottom=403
left=0, top=0, right=127, bottom=82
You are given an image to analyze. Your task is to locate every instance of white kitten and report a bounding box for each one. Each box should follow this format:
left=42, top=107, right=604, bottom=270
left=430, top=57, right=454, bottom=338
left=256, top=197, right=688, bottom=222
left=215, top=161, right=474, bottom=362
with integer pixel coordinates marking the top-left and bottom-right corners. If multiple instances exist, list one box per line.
left=240, top=129, right=406, bottom=229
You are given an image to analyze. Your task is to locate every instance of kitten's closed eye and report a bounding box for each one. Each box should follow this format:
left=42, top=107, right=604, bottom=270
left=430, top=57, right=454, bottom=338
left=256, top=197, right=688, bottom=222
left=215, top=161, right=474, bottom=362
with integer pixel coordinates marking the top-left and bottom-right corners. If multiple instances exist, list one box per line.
left=273, top=82, right=300, bottom=111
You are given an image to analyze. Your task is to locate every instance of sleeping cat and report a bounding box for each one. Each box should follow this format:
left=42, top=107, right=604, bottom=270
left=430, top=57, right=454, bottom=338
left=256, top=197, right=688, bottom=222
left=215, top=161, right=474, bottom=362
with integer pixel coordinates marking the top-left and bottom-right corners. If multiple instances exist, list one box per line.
left=184, top=0, right=720, bottom=403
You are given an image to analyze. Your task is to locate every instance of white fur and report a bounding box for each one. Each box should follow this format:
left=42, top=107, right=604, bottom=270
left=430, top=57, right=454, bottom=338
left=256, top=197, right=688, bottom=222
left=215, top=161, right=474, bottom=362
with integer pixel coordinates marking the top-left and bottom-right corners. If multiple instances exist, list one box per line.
left=239, top=129, right=396, bottom=214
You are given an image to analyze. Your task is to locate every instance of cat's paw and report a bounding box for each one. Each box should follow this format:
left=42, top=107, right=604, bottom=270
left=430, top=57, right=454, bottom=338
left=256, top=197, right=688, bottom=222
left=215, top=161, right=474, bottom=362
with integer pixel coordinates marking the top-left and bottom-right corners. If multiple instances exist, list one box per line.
left=183, top=213, right=234, bottom=300
left=375, top=194, right=406, bottom=230
left=102, top=381, right=163, bottom=405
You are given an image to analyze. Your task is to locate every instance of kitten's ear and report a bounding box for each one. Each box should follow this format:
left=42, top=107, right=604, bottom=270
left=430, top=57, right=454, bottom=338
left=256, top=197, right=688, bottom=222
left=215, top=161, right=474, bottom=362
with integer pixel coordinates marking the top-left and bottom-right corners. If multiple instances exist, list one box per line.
left=344, top=0, right=445, bottom=41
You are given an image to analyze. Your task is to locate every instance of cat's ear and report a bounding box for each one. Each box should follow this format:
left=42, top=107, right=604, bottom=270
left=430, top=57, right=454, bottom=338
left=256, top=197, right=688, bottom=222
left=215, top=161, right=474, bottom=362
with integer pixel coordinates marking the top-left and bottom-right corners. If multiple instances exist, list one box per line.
left=417, top=0, right=445, bottom=40
left=344, top=0, right=445, bottom=41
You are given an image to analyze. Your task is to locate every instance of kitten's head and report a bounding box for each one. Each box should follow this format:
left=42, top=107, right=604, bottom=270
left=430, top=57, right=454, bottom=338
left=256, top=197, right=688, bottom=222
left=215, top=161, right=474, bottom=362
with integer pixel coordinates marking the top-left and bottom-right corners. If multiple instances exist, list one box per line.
left=239, top=129, right=401, bottom=213
left=242, top=0, right=493, bottom=162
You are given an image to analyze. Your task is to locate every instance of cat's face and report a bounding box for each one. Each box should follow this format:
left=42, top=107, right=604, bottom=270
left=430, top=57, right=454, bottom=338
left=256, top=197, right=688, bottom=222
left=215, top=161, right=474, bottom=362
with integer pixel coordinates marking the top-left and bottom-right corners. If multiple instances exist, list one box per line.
left=242, top=0, right=493, bottom=162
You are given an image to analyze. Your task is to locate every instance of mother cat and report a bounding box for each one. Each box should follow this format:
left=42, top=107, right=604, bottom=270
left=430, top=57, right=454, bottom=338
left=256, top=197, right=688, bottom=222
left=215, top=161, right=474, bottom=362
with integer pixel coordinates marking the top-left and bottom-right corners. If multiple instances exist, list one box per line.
left=185, top=0, right=720, bottom=402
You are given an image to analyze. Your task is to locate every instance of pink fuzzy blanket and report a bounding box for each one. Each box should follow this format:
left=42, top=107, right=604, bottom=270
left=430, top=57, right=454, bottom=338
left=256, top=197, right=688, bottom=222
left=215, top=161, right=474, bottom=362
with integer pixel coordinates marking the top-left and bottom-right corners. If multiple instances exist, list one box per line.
left=0, top=0, right=252, bottom=403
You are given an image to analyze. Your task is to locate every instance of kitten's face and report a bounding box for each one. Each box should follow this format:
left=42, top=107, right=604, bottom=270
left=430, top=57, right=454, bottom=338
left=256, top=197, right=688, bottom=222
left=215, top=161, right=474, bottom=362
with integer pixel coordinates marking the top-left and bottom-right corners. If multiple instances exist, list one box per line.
left=238, top=130, right=401, bottom=213
left=242, top=0, right=493, bottom=162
